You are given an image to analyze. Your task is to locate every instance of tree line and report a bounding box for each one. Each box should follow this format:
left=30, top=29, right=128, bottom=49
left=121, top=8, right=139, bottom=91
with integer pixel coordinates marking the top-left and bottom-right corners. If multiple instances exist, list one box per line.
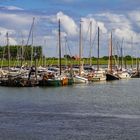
left=63, top=54, right=138, bottom=60
left=0, top=45, right=43, bottom=60
left=0, top=45, right=138, bottom=61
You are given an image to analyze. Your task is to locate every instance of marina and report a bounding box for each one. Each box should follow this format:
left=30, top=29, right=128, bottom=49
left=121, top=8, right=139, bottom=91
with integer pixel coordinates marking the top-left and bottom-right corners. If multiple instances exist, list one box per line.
left=0, top=64, right=139, bottom=87
left=0, top=0, right=140, bottom=139
left=0, top=13, right=139, bottom=87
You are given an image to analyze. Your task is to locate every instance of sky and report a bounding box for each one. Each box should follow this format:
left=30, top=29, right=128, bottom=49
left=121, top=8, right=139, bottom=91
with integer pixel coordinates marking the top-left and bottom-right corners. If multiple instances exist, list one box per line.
left=0, top=0, right=140, bottom=57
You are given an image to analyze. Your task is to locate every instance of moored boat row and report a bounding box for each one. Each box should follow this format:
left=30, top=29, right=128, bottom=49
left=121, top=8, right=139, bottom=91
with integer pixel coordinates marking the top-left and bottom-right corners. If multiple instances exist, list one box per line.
left=0, top=65, right=139, bottom=87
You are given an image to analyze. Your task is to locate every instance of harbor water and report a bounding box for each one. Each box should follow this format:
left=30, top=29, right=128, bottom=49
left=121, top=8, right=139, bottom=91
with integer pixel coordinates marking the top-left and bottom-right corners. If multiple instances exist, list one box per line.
left=0, top=79, right=140, bottom=140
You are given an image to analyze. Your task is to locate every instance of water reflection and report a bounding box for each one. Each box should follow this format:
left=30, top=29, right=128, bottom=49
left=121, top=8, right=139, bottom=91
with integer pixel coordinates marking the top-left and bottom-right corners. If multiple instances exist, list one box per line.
left=0, top=79, right=140, bottom=139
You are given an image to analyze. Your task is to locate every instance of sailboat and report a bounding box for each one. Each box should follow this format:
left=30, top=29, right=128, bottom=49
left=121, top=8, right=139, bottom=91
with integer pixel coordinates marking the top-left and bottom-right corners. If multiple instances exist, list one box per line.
left=116, top=39, right=131, bottom=79
left=39, top=19, right=73, bottom=86
left=73, top=20, right=88, bottom=83
left=106, top=32, right=120, bottom=81
left=131, top=58, right=140, bottom=78
left=92, top=27, right=106, bottom=82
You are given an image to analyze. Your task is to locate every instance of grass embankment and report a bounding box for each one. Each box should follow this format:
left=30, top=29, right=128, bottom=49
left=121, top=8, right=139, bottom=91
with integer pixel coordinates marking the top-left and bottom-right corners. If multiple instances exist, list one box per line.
left=0, top=58, right=134, bottom=67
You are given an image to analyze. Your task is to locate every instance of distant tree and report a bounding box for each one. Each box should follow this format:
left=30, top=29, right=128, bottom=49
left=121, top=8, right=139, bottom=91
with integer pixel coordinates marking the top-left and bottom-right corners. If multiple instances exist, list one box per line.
left=33, top=46, right=42, bottom=59
left=0, top=46, right=4, bottom=58
left=64, top=54, right=71, bottom=59
left=91, top=56, right=96, bottom=60
left=124, top=55, right=132, bottom=60
left=114, top=55, right=118, bottom=59
left=0, top=45, right=43, bottom=60
left=71, top=56, right=76, bottom=60
left=102, top=56, right=109, bottom=60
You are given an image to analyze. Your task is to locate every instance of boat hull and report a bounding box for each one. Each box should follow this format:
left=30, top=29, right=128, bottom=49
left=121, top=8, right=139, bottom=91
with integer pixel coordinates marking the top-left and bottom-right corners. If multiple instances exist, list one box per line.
left=106, top=73, right=120, bottom=81
left=68, top=78, right=74, bottom=85
left=0, top=78, right=38, bottom=87
left=92, top=76, right=106, bottom=82
left=73, top=76, right=88, bottom=84
left=131, top=71, right=140, bottom=78
left=39, top=79, right=62, bottom=87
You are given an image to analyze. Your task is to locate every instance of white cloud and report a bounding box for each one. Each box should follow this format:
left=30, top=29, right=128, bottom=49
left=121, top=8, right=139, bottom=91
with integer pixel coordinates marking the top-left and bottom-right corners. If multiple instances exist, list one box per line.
left=0, top=27, right=16, bottom=35
left=0, top=37, right=17, bottom=46
left=97, top=12, right=140, bottom=44
left=0, top=6, right=24, bottom=11
left=44, top=11, right=140, bottom=56
left=0, top=27, right=17, bottom=45
left=114, top=28, right=133, bottom=40
left=128, top=10, right=140, bottom=27
left=81, top=18, right=95, bottom=34
left=79, top=17, right=107, bottom=38
left=8, top=37, right=17, bottom=45
left=0, top=7, right=140, bottom=57
left=97, top=22, right=107, bottom=33
left=94, top=12, right=140, bottom=41
left=0, top=13, right=33, bottom=27
left=114, top=28, right=140, bottom=43
left=0, top=28, right=17, bottom=45
left=0, top=12, right=39, bottom=45
left=101, top=13, right=123, bottom=23
left=52, top=29, right=67, bottom=37
left=96, top=12, right=132, bottom=30
left=84, top=12, right=140, bottom=56
left=56, top=12, right=78, bottom=36
left=83, top=18, right=107, bottom=33
left=43, top=35, right=58, bottom=57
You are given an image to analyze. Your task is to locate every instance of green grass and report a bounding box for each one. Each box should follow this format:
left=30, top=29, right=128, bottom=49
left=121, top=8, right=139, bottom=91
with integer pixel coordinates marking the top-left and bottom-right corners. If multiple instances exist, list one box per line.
left=0, top=58, right=135, bottom=67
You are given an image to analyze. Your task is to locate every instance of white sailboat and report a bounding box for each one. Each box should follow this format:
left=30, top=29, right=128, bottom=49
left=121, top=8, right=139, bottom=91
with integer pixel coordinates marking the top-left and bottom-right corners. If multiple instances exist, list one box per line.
left=92, top=27, right=106, bottom=81
left=73, top=20, right=88, bottom=84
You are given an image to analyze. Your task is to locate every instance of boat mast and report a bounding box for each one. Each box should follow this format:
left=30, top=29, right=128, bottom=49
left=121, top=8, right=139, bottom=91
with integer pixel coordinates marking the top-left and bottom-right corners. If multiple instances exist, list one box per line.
left=21, top=39, right=24, bottom=67
left=97, top=27, right=100, bottom=71
left=31, top=17, right=35, bottom=67
left=6, top=32, right=10, bottom=71
left=79, top=20, right=83, bottom=76
left=64, top=36, right=68, bottom=67
left=109, top=32, right=113, bottom=73
left=26, top=17, right=35, bottom=67
left=58, top=19, right=62, bottom=75
left=89, top=21, right=92, bottom=66
left=120, top=38, right=124, bottom=71
left=131, top=37, right=133, bottom=69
